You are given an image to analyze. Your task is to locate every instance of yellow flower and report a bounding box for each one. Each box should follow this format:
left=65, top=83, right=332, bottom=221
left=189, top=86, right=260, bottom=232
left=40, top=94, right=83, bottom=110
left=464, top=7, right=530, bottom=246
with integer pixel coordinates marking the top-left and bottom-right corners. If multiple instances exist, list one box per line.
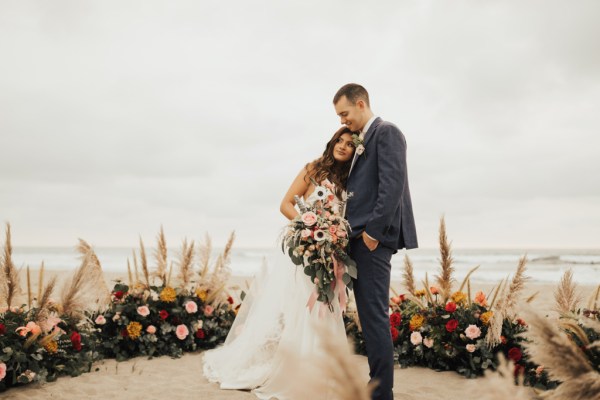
left=409, top=314, right=425, bottom=331
left=127, top=321, right=143, bottom=339
left=44, top=340, right=58, bottom=354
left=160, top=286, right=177, bottom=303
left=451, top=291, right=467, bottom=305
left=480, top=311, right=494, bottom=325
left=195, top=288, right=208, bottom=302
left=414, top=289, right=426, bottom=297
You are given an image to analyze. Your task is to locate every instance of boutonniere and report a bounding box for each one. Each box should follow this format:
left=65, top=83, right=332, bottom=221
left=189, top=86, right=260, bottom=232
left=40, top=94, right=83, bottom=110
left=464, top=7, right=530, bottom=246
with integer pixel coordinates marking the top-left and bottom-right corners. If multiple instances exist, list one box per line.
left=352, top=134, right=366, bottom=156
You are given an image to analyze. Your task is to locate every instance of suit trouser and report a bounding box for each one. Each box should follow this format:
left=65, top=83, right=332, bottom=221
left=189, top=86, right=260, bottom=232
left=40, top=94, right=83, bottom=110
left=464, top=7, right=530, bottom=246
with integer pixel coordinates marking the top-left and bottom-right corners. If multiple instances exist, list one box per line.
left=350, top=237, right=395, bottom=400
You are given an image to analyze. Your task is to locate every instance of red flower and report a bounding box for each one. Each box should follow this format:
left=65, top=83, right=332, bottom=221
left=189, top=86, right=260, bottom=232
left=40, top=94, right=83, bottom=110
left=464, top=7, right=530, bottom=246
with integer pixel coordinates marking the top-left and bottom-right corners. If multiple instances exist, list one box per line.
left=70, top=331, right=82, bottom=351
left=501, top=335, right=507, bottom=345
left=113, top=290, right=125, bottom=299
left=121, top=329, right=129, bottom=337
left=227, top=296, right=234, bottom=305
left=445, top=319, right=458, bottom=333
left=159, top=310, right=169, bottom=320
left=445, top=302, right=457, bottom=313
left=516, top=318, right=527, bottom=326
left=389, top=312, right=402, bottom=327
left=508, top=347, right=522, bottom=362
left=0, top=323, right=6, bottom=335
left=390, top=326, right=399, bottom=342
left=195, top=329, right=206, bottom=339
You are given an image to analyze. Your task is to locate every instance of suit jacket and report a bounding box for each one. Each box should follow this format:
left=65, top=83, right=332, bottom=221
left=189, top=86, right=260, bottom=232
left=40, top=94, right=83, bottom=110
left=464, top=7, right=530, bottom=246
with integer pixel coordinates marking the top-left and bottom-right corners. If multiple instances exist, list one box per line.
left=346, top=117, right=418, bottom=250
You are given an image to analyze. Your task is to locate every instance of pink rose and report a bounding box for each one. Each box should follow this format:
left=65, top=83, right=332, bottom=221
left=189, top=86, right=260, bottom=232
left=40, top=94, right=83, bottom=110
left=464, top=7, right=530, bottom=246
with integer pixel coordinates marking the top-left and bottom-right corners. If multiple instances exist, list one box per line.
left=324, top=211, right=331, bottom=218
left=95, top=315, right=106, bottom=325
left=175, top=324, right=189, bottom=340
left=301, top=212, right=318, bottom=227
left=466, top=344, right=476, bottom=353
left=301, top=229, right=312, bottom=239
left=185, top=301, right=198, bottom=314
left=464, top=324, right=482, bottom=340
left=328, top=226, right=337, bottom=235
left=410, top=331, right=423, bottom=345
left=0, top=362, right=6, bottom=381
left=423, top=337, right=434, bottom=348
left=203, top=305, right=214, bottom=317
left=137, top=306, right=150, bottom=317
left=146, top=325, right=156, bottom=334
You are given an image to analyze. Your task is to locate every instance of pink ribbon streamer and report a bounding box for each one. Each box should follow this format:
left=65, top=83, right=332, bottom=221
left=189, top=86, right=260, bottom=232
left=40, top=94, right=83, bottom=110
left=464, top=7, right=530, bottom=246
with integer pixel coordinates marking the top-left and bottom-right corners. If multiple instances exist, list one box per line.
left=332, top=256, right=348, bottom=313
left=306, top=256, right=348, bottom=316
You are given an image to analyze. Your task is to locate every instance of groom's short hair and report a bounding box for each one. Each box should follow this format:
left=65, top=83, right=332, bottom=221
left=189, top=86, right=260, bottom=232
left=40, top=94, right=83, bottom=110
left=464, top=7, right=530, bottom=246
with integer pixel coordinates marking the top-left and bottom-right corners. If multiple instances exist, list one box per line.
left=333, top=83, right=370, bottom=107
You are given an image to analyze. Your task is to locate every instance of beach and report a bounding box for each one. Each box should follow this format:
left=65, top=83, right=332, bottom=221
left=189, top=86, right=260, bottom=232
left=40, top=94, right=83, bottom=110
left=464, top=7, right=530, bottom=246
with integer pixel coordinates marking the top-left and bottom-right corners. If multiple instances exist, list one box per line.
left=6, top=267, right=597, bottom=400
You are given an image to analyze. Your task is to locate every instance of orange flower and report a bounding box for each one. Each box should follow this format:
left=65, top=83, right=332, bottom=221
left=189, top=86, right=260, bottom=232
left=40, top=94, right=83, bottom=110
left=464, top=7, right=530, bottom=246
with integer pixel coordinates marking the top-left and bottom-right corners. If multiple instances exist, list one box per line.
left=409, top=314, right=425, bottom=331
left=160, top=287, right=177, bottom=303
left=127, top=322, right=143, bottom=339
left=480, top=311, right=494, bottom=325
left=474, top=291, right=488, bottom=307
left=451, top=291, right=467, bottom=305
left=44, top=340, right=58, bottom=354
left=430, top=286, right=440, bottom=295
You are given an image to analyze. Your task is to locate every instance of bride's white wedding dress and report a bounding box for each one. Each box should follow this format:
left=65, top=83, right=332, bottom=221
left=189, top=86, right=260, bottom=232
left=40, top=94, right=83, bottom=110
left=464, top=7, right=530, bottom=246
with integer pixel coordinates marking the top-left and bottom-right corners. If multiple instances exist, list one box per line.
left=202, top=192, right=347, bottom=400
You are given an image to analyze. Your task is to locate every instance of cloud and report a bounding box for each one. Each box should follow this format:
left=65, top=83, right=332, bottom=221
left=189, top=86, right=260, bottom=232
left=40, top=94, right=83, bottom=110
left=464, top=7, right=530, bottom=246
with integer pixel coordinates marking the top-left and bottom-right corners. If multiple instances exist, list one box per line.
left=0, top=1, right=598, bottom=248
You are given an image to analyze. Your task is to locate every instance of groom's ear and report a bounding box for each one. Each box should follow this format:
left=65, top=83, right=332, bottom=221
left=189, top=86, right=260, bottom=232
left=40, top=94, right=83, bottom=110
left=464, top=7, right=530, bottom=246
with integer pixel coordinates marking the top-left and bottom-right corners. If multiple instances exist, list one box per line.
left=356, top=99, right=366, bottom=110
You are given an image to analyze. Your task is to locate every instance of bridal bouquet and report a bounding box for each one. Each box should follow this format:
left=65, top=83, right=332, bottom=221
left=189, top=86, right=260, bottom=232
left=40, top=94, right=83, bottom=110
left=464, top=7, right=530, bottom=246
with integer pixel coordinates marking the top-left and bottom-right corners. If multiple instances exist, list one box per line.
left=281, top=179, right=357, bottom=312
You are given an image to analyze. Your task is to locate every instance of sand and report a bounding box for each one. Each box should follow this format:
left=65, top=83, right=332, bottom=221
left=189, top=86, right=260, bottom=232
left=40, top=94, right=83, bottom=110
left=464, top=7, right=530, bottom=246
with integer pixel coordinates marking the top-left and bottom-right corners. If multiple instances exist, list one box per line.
left=4, top=268, right=597, bottom=400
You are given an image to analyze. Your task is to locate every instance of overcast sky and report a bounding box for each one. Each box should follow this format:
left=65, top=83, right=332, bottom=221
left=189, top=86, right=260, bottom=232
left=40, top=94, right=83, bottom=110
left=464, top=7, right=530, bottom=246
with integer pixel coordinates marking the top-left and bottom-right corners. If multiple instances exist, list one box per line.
left=1, top=0, right=599, bottom=250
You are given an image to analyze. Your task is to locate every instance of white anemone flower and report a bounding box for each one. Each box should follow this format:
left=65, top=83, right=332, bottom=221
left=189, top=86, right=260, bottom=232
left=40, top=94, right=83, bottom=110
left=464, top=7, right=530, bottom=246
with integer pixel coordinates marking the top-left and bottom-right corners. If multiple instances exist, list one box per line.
left=313, top=229, right=326, bottom=241
left=313, top=186, right=328, bottom=201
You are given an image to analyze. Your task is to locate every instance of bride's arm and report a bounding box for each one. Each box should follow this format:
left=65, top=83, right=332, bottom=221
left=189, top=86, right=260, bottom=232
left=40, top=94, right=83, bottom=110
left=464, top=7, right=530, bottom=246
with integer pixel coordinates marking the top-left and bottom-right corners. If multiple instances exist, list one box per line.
left=280, top=167, right=312, bottom=220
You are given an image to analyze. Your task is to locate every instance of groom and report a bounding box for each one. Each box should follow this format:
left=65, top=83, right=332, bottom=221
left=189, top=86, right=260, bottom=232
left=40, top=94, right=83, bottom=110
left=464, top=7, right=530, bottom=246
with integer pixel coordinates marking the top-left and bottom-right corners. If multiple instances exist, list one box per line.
left=333, top=83, right=418, bottom=400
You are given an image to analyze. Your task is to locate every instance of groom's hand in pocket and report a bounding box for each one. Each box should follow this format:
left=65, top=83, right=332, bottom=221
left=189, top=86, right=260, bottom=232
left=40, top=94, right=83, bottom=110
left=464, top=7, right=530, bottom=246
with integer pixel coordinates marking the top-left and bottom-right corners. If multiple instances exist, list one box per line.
left=361, top=232, right=379, bottom=251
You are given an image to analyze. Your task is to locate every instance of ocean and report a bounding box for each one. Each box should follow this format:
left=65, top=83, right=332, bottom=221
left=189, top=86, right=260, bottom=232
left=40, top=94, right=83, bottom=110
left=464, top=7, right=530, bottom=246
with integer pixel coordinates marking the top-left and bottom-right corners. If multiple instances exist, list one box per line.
left=10, top=246, right=600, bottom=286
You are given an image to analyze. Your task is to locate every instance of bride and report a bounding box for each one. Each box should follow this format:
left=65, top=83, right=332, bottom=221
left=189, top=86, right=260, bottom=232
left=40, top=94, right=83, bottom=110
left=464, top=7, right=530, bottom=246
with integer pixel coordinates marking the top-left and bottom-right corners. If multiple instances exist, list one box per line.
left=202, top=126, right=356, bottom=399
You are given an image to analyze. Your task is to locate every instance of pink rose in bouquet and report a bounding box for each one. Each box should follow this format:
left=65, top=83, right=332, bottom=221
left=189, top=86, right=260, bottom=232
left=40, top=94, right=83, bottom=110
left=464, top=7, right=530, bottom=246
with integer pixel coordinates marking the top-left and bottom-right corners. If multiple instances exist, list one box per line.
left=301, top=212, right=318, bottom=226
left=464, top=324, right=481, bottom=340
left=410, top=331, right=423, bottom=345
left=204, top=305, right=214, bottom=317
left=146, top=325, right=157, bottom=334
left=137, top=305, right=150, bottom=317
left=185, top=301, right=198, bottom=314
left=175, top=324, right=189, bottom=340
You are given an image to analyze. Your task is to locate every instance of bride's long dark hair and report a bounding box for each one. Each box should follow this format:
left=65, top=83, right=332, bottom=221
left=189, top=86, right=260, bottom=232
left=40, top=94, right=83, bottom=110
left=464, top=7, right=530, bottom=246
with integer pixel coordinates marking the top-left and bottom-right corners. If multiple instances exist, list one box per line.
left=305, top=126, right=355, bottom=198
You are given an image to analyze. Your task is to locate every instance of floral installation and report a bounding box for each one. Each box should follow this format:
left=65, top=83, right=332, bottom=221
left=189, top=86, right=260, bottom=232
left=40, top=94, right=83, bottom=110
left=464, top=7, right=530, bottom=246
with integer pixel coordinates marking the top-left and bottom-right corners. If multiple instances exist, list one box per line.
left=0, top=224, right=104, bottom=392
left=90, top=228, right=239, bottom=361
left=0, top=224, right=240, bottom=393
left=0, top=306, right=98, bottom=391
left=345, top=218, right=556, bottom=390
left=282, top=179, right=357, bottom=312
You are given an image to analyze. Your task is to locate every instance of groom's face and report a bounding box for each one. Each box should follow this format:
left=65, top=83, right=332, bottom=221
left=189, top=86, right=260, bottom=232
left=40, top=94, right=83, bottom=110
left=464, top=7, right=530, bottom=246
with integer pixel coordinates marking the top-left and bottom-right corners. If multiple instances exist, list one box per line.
left=334, top=96, right=367, bottom=132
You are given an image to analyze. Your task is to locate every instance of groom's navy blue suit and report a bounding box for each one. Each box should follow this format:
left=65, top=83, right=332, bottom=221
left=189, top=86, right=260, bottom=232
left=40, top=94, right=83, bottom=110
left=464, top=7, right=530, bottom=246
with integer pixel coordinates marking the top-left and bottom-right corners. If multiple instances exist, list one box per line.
left=346, top=117, right=417, bottom=400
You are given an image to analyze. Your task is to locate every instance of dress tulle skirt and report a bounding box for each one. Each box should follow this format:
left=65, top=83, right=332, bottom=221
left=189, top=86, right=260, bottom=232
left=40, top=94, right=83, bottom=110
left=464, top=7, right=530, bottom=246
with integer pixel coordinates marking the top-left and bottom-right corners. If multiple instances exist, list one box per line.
left=202, top=249, right=346, bottom=400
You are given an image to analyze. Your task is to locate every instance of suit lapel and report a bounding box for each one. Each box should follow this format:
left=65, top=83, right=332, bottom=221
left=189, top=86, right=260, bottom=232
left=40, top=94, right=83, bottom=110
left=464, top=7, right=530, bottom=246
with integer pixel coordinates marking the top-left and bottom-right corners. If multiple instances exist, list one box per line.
left=362, top=117, right=382, bottom=148
left=348, top=117, right=382, bottom=176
